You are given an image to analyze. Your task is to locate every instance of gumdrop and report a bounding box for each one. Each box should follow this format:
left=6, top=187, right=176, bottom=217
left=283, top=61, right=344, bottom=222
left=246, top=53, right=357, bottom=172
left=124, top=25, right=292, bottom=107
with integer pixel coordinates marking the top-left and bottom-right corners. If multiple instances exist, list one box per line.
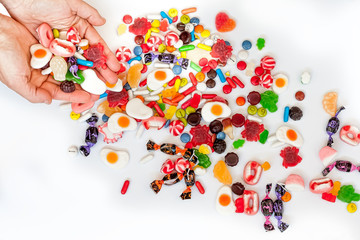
left=215, top=12, right=236, bottom=32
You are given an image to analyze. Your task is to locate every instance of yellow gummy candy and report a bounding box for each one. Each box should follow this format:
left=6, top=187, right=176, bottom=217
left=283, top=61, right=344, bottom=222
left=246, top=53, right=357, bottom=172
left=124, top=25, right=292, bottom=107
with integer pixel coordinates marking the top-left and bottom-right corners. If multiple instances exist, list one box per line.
left=199, top=144, right=211, bottom=154
left=162, top=88, right=176, bottom=98
left=151, top=20, right=160, bottom=27
left=213, top=160, right=232, bottom=185
left=117, top=24, right=127, bottom=35
left=70, top=111, right=80, bottom=120
left=165, top=106, right=177, bottom=119
left=329, top=181, right=341, bottom=196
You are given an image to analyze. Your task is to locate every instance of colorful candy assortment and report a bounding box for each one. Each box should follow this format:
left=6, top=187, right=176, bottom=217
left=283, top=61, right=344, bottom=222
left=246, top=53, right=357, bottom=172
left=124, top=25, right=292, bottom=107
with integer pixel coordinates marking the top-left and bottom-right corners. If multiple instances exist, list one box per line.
left=42, top=6, right=360, bottom=231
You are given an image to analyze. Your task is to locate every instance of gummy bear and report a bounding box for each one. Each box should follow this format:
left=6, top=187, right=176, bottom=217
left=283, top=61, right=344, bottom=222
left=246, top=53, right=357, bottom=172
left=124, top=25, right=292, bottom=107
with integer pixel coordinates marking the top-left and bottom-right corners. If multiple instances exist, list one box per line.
left=129, top=17, right=151, bottom=35
left=213, top=160, right=232, bottom=184
left=260, top=90, right=278, bottom=113
left=241, top=120, right=265, bottom=142
left=280, top=147, right=302, bottom=168
left=215, top=12, right=236, bottom=32
left=83, top=43, right=107, bottom=69
left=210, top=39, right=233, bottom=63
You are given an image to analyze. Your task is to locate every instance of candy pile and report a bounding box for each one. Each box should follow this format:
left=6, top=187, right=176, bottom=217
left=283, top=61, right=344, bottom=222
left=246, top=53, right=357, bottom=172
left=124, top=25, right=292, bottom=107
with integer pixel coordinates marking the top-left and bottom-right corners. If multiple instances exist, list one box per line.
left=27, top=6, right=358, bottom=232
left=309, top=92, right=360, bottom=213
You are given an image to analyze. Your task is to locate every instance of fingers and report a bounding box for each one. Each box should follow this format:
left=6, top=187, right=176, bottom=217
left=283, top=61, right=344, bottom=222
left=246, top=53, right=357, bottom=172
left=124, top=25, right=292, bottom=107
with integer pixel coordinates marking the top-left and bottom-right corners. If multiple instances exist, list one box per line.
left=22, top=82, right=53, bottom=104
left=72, top=0, right=106, bottom=26
left=41, top=81, right=92, bottom=103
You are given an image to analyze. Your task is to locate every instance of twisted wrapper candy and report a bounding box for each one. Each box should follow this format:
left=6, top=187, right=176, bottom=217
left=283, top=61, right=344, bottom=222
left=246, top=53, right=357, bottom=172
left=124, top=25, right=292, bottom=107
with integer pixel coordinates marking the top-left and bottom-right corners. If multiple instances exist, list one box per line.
left=79, top=114, right=99, bottom=156
left=322, top=160, right=360, bottom=176
left=143, top=52, right=189, bottom=69
left=68, top=56, right=80, bottom=79
left=149, top=141, right=198, bottom=200
left=326, top=106, right=345, bottom=147
left=261, top=183, right=275, bottom=231
left=274, top=184, right=289, bottom=232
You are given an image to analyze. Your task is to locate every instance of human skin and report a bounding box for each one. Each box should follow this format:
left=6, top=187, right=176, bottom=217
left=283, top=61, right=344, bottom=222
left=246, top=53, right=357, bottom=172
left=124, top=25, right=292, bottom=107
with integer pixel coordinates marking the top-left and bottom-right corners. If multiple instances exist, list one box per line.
left=0, top=0, right=120, bottom=103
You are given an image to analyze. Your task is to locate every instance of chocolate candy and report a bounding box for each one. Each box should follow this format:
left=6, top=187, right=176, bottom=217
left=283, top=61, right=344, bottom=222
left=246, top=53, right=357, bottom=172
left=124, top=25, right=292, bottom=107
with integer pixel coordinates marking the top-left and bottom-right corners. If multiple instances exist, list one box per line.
left=177, top=22, right=185, bottom=31
left=231, top=113, right=245, bottom=127
left=295, top=91, right=305, bottom=101
left=261, top=183, right=275, bottom=231
left=232, top=182, right=245, bottom=195
left=179, top=31, right=191, bottom=44
left=209, top=120, right=223, bottom=134
left=79, top=114, right=99, bottom=156
left=213, top=139, right=226, bottom=154
left=247, top=91, right=261, bottom=105
left=225, top=152, right=239, bottom=167
left=326, top=106, right=345, bottom=147
left=274, top=184, right=289, bottom=232
left=322, top=160, right=360, bottom=176
left=187, top=112, right=202, bottom=126
left=206, top=79, right=216, bottom=88
left=60, top=80, right=76, bottom=93
left=207, top=69, right=217, bottom=79
left=289, top=106, right=303, bottom=121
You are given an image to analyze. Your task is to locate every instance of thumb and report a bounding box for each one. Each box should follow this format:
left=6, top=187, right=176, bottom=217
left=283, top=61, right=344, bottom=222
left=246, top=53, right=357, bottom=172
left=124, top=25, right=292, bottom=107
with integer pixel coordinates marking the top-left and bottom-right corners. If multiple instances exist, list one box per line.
left=72, top=0, right=106, bottom=26
left=24, top=84, right=53, bottom=104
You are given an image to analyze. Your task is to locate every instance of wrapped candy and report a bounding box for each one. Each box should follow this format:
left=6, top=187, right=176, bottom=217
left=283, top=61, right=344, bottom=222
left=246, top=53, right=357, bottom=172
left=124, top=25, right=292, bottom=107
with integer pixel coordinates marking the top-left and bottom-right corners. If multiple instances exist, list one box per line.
left=79, top=114, right=99, bottom=156
left=143, top=52, right=189, bottom=69
left=261, top=184, right=275, bottom=231
left=146, top=140, right=196, bottom=160
left=150, top=172, right=184, bottom=193
left=326, top=106, right=345, bottom=147
left=180, top=168, right=195, bottom=200
left=322, top=160, right=360, bottom=176
left=274, top=184, right=289, bottom=232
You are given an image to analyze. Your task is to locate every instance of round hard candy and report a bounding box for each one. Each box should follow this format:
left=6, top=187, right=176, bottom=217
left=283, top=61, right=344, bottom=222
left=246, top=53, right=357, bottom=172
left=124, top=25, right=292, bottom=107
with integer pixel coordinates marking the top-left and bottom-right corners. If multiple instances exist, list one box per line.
left=115, top=46, right=132, bottom=62
left=164, top=31, right=179, bottom=46
left=175, top=158, right=190, bottom=173
left=161, top=159, right=175, bottom=174
left=260, top=56, right=276, bottom=70
left=260, top=73, right=273, bottom=88
left=169, top=120, right=185, bottom=136
left=147, top=36, right=162, bottom=51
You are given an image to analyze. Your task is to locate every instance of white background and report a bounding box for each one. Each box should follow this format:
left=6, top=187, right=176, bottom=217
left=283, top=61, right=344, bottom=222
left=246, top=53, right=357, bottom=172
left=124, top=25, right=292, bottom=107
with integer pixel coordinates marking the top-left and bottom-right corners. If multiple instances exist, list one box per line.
left=1, top=0, right=360, bottom=239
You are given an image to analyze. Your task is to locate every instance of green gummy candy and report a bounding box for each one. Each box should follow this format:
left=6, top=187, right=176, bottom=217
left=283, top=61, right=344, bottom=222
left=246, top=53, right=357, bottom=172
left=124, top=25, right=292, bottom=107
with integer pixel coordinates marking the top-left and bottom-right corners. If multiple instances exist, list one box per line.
left=195, top=150, right=211, bottom=169
left=260, top=90, right=278, bottom=113
left=256, top=38, right=265, bottom=50
left=158, top=103, right=166, bottom=111
left=233, top=139, right=245, bottom=149
left=259, top=130, right=269, bottom=144
left=66, top=70, right=85, bottom=84
left=337, top=185, right=360, bottom=203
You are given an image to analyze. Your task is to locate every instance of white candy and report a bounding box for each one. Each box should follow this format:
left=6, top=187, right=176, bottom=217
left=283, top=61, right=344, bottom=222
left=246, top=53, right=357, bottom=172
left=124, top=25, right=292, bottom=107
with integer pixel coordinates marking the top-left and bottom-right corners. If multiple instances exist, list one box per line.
left=198, top=99, right=207, bottom=108
left=194, top=166, right=206, bottom=176
left=129, top=60, right=141, bottom=67
left=145, top=96, right=160, bottom=101
left=168, top=24, right=181, bottom=35
left=41, top=67, right=52, bottom=75
left=179, top=82, right=193, bottom=93
left=78, top=112, right=93, bottom=123
left=136, top=124, right=145, bottom=139
left=247, top=115, right=262, bottom=123
left=59, top=30, right=67, bottom=40
left=74, top=52, right=86, bottom=60
left=133, top=90, right=150, bottom=96
left=178, top=95, right=191, bottom=107
left=191, top=39, right=201, bottom=46
left=80, top=69, right=106, bottom=95
left=127, top=89, right=134, bottom=100
left=238, top=50, right=249, bottom=60
left=150, top=87, right=164, bottom=96
left=185, top=23, right=194, bottom=32
left=67, top=146, right=78, bottom=158
left=191, top=90, right=202, bottom=97
left=210, top=34, right=221, bottom=43
left=100, top=148, right=129, bottom=170
left=139, top=154, right=154, bottom=164
left=203, top=38, right=214, bottom=46
left=301, top=71, right=311, bottom=84
left=154, top=62, right=170, bottom=68
left=196, top=82, right=207, bottom=92
left=126, top=98, right=153, bottom=119
left=173, top=40, right=183, bottom=49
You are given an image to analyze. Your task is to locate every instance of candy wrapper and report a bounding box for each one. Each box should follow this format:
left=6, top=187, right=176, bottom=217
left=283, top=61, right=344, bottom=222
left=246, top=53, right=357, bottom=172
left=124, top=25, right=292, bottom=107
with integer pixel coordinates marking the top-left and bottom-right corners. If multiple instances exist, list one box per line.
left=274, top=184, right=289, bottom=232
left=261, top=183, right=275, bottom=231
left=79, top=114, right=99, bottom=156
left=146, top=140, right=196, bottom=161
left=322, top=160, right=360, bottom=176
left=326, top=106, right=345, bottom=147
left=143, top=52, right=189, bottom=69
left=180, top=168, right=195, bottom=200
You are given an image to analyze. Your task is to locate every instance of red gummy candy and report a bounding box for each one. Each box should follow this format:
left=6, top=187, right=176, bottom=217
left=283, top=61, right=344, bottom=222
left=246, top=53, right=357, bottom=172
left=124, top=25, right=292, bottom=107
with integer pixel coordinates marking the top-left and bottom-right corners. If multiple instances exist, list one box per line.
left=107, top=89, right=129, bottom=108
left=280, top=146, right=302, bottom=168
left=210, top=39, right=233, bottom=63
left=322, top=192, right=336, bottom=203
left=235, top=197, right=244, bottom=213
left=189, top=125, right=213, bottom=147
left=123, top=15, right=133, bottom=24
left=241, top=120, right=264, bottom=142
left=159, top=19, right=169, bottom=32
left=215, top=12, right=236, bottom=32
left=129, top=17, right=151, bottom=35
left=83, top=43, right=107, bottom=69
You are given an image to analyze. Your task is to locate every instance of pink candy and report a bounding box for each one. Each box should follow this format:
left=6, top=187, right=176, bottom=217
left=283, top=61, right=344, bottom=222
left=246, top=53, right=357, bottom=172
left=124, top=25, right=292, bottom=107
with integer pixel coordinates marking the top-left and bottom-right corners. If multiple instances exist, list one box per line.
left=340, top=125, right=360, bottom=146
left=241, top=190, right=259, bottom=215
left=319, top=146, right=337, bottom=166
left=260, top=56, right=276, bottom=70
left=115, top=46, right=132, bottom=62
left=169, top=120, right=185, bottom=136
left=285, top=174, right=305, bottom=191
left=36, top=23, right=54, bottom=48
left=175, top=158, right=190, bottom=173
left=164, top=31, right=179, bottom=46
left=161, top=159, right=175, bottom=174
left=309, top=178, right=334, bottom=194
left=49, top=39, right=76, bottom=57
left=243, top=161, right=263, bottom=185
left=147, top=36, right=162, bottom=51
left=66, top=27, right=81, bottom=44
left=260, top=73, right=273, bottom=89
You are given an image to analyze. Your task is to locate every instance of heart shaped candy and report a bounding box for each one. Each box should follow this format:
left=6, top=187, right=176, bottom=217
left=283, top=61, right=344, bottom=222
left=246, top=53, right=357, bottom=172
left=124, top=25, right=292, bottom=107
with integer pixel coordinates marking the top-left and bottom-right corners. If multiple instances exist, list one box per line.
left=215, top=12, right=236, bottom=32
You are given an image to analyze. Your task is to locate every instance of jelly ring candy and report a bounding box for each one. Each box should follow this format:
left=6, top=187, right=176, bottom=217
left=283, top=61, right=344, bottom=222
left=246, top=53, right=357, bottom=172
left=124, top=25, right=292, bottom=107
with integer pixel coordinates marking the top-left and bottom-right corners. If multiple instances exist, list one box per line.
left=49, top=38, right=76, bottom=57
left=309, top=178, right=334, bottom=194
left=243, top=161, right=263, bottom=185
left=243, top=190, right=259, bottom=215
left=36, top=23, right=54, bottom=48
left=340, top=125, right=360, bottom=146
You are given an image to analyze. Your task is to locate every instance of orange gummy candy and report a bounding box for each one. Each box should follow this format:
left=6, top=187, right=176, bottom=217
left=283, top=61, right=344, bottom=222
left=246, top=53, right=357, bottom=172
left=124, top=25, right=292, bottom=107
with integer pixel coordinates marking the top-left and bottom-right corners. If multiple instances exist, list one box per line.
left=126, top=63, right=143, bottom=88
left=281, top=192, right=292, bottom=202
left=97, top=100, right=122, bottom=117
left=261, top=161, right=271, bottom=171
left=322, top=92, right=338, bottom=117
left=329, top=181, right=341, bottom=196
left=215, top=12, right=236, bottom=33
left=213, top=160, right=232, bottom=185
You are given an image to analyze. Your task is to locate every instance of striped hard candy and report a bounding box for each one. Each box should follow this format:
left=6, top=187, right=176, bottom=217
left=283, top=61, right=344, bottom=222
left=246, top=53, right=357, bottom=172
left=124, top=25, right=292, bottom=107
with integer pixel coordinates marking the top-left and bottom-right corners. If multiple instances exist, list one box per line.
left=169, top=120, right=185, bottom=136
left=165, top=31, right=179, bottom=46
left=260, top=56, right=276, bottom=70
left=115, top=46, right=132, bottom=62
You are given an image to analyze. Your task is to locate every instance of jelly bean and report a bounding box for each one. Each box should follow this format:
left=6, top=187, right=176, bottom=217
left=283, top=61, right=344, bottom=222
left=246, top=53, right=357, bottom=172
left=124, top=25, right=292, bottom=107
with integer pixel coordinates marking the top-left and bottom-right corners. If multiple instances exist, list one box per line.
left=181, top=7, right=197, bottom=14
left=160, top=11, right=173, bottom=24
left=76, top=58, right=94, bottom=67
left=284, top=106, right=290, bottom=122
left=121, top=180, right=130, bottom=194
left=197, top=43, right=212, bottom=51
left=180, top=133, right=191, bottom=143
left=223, top=85, right=232, bottom=94
left=53, top=28, right=60, bottom=38
left=190, top=61, right=201, bottom=72
left=179, top=44, right=195, bottom=52
left=231, top=76, right=244, bottom=88
left=242, top=40, right=252, bottom=50
left=247, top=105, right=257, bottom=115
left=259, top=130, right=269, bottom=144
left=226, top=77, right=236, bottom=88
left=195, top=181, right=205, bottom=194
left=216, top=69, right=226, bottom=83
